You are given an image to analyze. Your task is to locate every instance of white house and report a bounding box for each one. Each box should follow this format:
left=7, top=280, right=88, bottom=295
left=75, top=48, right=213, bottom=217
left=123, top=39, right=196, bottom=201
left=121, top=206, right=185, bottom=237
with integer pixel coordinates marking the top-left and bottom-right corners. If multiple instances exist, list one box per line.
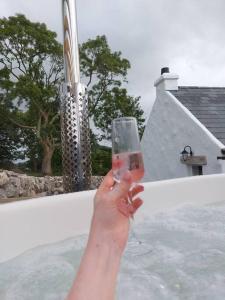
left=141, top=68, right=225, bottom=182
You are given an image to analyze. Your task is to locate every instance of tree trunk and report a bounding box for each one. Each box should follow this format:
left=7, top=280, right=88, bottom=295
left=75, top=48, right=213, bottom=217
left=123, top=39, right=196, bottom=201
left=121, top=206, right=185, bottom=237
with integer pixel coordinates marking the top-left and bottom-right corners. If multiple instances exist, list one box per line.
left=41, top=143, right=54, bottom=175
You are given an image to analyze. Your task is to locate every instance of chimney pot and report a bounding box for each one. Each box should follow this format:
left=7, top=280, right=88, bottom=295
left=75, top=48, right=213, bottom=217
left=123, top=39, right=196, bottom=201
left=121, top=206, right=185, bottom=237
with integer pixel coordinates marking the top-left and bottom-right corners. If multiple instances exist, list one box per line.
left=161, top=67, right=170, bottom=75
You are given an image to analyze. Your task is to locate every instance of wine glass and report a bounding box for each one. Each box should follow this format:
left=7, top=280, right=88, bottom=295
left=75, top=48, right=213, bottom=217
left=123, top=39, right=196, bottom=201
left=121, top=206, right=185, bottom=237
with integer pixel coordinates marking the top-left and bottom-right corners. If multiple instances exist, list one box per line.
left=111, top=117, right=151, bottom=256
left=112, top=117, right=144, bottom=184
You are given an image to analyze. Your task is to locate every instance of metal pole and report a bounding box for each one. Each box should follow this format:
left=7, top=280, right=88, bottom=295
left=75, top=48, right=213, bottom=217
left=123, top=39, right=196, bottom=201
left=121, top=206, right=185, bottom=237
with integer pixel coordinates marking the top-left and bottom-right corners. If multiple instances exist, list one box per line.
left=61, top=0, right=91, bottom=192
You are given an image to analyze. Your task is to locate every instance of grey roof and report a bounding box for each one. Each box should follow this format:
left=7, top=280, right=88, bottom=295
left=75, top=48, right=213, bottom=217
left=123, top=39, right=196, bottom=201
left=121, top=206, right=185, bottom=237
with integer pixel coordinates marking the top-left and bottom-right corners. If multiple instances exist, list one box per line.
left=170, top=87, right=225, bottom=145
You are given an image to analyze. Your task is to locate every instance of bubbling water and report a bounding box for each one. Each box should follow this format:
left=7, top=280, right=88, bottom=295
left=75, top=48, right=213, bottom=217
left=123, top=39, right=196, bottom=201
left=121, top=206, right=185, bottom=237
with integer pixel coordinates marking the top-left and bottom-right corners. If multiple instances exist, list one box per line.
left=1, top=202, right=225, bottom=300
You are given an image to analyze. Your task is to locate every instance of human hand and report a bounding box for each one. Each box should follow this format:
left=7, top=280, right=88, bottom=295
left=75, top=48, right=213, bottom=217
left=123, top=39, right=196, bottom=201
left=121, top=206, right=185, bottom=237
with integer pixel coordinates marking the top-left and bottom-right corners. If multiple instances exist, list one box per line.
left=67, top=170, right=144, bottom=300
left=91, top=170, right=144, bottom=252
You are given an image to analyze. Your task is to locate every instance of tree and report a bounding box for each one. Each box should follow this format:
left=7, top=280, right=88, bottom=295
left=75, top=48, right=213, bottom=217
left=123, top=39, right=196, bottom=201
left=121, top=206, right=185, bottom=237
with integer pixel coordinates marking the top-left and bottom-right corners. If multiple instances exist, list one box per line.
left=90, top=131, right=111, bottom=175
left=80, top=35, right=145, bottom=140
left=0, top=67, right=23, bottom=166
left=0, top=14, right=63, bottom=175
left=80, top=36, right=145, bottom=175
left=0, top=16, right=145, bottom=176
left=0, top=121, right=23, bottom=167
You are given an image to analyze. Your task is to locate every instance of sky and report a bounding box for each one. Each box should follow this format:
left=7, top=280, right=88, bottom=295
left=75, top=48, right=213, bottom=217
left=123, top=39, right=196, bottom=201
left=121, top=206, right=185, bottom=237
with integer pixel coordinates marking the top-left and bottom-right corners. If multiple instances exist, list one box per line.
left=1, top=0, right=225, bottom=120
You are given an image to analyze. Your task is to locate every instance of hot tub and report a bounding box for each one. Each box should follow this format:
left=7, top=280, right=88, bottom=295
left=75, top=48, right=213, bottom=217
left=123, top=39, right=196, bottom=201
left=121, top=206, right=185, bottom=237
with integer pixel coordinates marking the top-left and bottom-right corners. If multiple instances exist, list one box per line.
left=1, top=174, right=225, bottom=299
left=1, top=174, right=225, bottom=263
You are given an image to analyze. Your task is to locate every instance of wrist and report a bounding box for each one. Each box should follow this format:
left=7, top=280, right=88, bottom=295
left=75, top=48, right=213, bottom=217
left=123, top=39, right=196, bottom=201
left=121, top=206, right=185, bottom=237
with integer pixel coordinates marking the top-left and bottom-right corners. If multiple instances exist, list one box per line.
left=88, top=215, right=125, bottom=256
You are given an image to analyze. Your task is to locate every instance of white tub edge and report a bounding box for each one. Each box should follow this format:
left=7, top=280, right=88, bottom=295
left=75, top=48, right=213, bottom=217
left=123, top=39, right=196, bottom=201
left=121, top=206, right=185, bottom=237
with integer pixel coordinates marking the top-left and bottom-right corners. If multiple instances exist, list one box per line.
left=1, top=174, right=225, bottom=263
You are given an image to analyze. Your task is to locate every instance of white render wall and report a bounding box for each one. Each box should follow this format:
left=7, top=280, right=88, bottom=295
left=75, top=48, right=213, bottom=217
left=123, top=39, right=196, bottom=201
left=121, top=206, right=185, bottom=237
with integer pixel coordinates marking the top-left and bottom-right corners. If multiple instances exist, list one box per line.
left=141, top=89, right=225, bottom=182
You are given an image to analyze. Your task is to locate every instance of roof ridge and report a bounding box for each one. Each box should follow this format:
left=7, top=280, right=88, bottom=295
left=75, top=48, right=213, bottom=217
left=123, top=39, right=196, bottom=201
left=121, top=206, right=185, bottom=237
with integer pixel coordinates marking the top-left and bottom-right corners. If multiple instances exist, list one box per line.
left=178, top=86, right=225, bottom=89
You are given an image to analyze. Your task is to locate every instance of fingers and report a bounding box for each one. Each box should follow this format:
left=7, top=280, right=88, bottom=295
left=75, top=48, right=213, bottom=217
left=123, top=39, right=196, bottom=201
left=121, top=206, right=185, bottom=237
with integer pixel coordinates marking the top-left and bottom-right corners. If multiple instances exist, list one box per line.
left=128, top=198, right=143, bottom=215
left=117, top=197, right=143, bottom=218
left=117, top=200, right=130, bottom=217
left=130, top=185, right=144, bottom=198
left=111, top=171, right=132, bottom=201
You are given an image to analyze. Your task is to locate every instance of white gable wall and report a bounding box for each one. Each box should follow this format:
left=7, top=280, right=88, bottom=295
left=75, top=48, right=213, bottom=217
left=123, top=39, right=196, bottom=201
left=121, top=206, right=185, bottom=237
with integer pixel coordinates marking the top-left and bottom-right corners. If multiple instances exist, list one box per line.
left=141, top=88, right=224, bottom=182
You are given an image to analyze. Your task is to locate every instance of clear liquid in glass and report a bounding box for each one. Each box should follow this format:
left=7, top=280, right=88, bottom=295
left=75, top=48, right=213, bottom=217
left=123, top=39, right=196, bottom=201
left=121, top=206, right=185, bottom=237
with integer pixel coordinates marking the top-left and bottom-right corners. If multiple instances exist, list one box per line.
left=112, top=151, right=144, bottom=183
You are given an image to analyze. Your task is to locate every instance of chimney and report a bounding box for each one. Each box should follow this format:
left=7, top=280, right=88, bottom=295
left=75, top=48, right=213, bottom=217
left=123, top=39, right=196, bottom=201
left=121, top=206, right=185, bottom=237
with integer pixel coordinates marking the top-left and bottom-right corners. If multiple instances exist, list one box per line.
left=154, top=67, right=179, bottom=91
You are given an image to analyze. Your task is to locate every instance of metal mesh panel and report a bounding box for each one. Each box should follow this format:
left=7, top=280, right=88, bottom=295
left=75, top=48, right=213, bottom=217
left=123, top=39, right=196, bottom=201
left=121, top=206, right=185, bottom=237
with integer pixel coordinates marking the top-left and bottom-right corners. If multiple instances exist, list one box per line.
left=61, top=83, right=91, bottom=192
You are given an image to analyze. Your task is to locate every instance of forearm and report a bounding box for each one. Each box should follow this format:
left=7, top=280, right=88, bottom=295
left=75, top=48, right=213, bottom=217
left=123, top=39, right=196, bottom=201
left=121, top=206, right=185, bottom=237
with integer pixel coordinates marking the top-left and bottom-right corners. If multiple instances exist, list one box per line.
left=67, top=219, right=123, bottom=300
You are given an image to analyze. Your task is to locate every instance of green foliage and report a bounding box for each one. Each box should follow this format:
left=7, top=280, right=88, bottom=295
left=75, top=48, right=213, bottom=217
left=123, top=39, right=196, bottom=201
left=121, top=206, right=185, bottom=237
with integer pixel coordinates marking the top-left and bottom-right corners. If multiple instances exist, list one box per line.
left=21, top=128, right=42, bottom=172
left=0, top=71, right=23, bottom=165
left=0, top=122, right=24, bottom=166
left=51, top=147, right=62, bottom=175
left=80, top=35, right=145, bottom=140
left=0, top=14, right=63, bottom=174
left=91, top=145, right=111, bottom=176
left=93, top=87, right=145, bottom=139
left=90, top=131, right=111, bottom=175
left=80, top=35, right=130, bottom=85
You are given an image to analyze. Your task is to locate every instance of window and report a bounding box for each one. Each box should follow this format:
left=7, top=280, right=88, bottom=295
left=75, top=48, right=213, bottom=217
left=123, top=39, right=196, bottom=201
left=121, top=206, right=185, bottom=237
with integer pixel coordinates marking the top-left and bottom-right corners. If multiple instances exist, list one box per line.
left=192, top=166, right=203, bottom=176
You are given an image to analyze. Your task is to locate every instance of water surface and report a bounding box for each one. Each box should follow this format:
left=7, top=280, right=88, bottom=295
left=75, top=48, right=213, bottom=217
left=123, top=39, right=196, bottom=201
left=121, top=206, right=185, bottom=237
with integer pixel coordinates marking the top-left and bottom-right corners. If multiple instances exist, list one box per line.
left=1, top=202, right=225, bottom=300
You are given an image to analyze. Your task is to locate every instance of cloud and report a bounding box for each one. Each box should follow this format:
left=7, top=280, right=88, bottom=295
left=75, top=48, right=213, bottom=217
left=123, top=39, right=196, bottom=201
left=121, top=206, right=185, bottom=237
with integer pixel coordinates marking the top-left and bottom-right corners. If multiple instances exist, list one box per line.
left=1, top=0, right=225, bottom=120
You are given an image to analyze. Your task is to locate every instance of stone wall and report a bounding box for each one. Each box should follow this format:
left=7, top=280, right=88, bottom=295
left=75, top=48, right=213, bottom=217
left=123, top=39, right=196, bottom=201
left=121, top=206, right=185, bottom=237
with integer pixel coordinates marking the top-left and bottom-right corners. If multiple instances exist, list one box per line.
left=0, top=170, right=103, bottom=200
